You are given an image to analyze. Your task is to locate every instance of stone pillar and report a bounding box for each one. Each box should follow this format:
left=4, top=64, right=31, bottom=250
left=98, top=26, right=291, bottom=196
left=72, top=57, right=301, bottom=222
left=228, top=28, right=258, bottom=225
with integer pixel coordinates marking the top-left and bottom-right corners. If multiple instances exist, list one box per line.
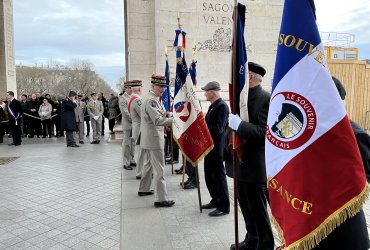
left=0, top=0, right=16, bottom=97
left=125, top=0, right=283, bottom=101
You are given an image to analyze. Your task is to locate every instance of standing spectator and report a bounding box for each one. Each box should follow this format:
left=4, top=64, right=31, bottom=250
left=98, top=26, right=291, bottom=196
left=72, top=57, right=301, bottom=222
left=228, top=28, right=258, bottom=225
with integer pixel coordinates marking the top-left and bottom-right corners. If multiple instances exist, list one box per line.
left=98, top=92, right=108, bottom=136
left=87, top=93, right=104, bottom=144
left=0, top=97, right=10, bottom=137
left=228, top=62, right=274, bottom=250
left=25, top=94, right=41, bottom=138
left=200, top=81, right=230, bottom=217
left=54, top=99, right=63, bottom=137
left=20, top=94, right=28, bottom=137
left=38, top=98, right=52, bottom=138
left=61, top=91, right=79, bottom=147
left=75, top=94, right=86, bottom=144
left=0, top=104, right=5, bottom=143
left=83, top=95, right=90, bottom=137
left=107, top=94, right=119, bottom=134
left=44, top=94, right=55, bottom=135
left=6, top=91, right=23, bottom=146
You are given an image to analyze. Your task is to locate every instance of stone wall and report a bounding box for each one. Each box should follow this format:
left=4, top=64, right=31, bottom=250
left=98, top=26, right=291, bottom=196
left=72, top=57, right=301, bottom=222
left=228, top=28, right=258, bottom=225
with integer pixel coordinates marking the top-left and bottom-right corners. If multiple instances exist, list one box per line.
left=126, top=0, right=283, bottom=108
left=0, top=0, right=16, bottom=97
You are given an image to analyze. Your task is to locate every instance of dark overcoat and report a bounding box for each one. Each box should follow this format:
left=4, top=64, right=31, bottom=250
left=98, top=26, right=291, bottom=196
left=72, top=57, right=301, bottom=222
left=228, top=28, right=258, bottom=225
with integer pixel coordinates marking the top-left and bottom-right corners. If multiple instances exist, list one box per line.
left=61, top=98, right=77, bottom=131
left=225, top=85, right=270, bottom=183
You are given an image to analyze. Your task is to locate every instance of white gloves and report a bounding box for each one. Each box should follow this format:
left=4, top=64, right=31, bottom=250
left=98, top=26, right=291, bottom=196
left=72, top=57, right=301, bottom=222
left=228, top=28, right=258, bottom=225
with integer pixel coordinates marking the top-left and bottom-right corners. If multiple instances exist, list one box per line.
left=94, top=115, right=99, bottom=121
left=168, top=112, right=173, bottom=117
left=228, top=113, right=242, bottom=131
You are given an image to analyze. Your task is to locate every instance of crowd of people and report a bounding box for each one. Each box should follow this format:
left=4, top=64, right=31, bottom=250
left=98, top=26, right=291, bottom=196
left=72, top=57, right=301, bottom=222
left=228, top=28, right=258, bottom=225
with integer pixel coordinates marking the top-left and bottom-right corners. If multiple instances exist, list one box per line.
left=0, top=91, right=121, bottom=146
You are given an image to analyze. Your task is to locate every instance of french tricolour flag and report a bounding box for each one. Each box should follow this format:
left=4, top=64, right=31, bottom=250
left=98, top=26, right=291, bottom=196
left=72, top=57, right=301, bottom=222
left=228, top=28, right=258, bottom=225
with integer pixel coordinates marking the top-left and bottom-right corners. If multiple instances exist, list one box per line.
left=266, top=0, right=368, bottom=249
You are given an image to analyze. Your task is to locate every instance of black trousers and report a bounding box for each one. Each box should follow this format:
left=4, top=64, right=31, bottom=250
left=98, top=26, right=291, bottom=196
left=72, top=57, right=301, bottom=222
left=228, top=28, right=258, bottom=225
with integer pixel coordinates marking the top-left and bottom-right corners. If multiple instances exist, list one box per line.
left=9, top=118, right=22, bottom=145
left=204, top=154, right=230, bottom=213
left=101, top=117, right=105, bottom=134
left=41, top=119, right=52, bottom=136
left=237, top=181, right=274, bottom=250
left=0, top=123, right=4, bottom=142
left=109, top=118, right=115, bottom=131
left=28, top=116, right=41, bottom=136
left=65, top=131, right=75, bottom=146
left=185, top=160, right=196, bottom=182
left=85, top=120, right=90, bottom=134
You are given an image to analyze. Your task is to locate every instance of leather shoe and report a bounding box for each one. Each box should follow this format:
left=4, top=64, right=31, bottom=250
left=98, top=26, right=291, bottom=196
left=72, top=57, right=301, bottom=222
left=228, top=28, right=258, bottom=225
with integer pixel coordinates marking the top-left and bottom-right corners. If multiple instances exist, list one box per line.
left=130, top=162, right=137, bottom=167
left=136, top=176, right=141, bottom=180
left=69, top=144, right=80, bottom=147
left=230, top=240, right=257, bottom=250
left=154, top=200, right=175, bottom=208
left=123, top=165, right=133, bottom=170
left=90, top=141, right=97, bottom=144
left=138, top=191, right=154, bottom=196
left=208, top=209, right=229, bottom=217
left=201, top=202, right=215, bottom=209
left=184, top=182, right=197, bottom=189
left=79, top=141, right=84, bottom=144
left=8, top=143, right=21, bottom=146
left=179, top=178, right=192, bottom=186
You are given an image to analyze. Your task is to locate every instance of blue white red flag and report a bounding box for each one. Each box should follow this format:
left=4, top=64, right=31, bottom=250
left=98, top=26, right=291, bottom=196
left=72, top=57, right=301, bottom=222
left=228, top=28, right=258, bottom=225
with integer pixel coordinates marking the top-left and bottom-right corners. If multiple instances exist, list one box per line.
left=189, top=61, right=197, bottom=86
left=172, top=28, right=213, bottom=165
left=229, top=3, right=248, bottom=159
left=266, top=0, right=368, bottom=249
left=162, top=59, right=171, bottom=112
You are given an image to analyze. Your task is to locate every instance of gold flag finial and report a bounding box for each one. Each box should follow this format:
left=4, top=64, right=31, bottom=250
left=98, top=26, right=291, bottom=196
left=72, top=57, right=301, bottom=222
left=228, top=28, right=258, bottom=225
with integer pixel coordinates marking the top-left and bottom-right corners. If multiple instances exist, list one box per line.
left=177, top=12, right=181, bottom=29
left=192, top=42, right=196, bottom=61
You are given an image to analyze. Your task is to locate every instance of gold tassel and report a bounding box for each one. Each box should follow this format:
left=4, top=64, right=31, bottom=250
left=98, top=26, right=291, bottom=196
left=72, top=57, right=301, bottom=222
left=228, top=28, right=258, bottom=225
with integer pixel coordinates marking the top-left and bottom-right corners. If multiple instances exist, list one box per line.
left=271, top=184, right=370, bottom=250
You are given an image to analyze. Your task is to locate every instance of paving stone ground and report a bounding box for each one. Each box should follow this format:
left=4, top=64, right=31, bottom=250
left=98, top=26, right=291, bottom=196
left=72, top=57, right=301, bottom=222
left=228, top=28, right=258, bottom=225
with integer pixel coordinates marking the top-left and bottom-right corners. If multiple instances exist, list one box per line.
left=1, top=129, right=370, bottom=250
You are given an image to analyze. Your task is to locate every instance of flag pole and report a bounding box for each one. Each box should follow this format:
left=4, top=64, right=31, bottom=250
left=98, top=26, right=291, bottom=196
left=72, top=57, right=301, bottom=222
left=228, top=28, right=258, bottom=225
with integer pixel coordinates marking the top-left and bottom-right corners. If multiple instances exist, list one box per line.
left=165, top=46, right=174, bottom=175
left=232, top=1, right=239, bottom=249
left=195, top=165, right=203, bottom=213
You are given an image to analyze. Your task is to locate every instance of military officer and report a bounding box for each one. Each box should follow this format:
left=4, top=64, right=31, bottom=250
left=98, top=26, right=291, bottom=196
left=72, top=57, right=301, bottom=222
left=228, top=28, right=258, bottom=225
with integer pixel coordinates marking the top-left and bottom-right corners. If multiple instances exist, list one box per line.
left=75, top=94, right=86, bottom=144
left=87, top=93, right=104, bottom=144
left=127, top=80, right=144, bottom=179
left=119, top=81, right=135, bottom=170
left=139, top=74, right=174, bottom=207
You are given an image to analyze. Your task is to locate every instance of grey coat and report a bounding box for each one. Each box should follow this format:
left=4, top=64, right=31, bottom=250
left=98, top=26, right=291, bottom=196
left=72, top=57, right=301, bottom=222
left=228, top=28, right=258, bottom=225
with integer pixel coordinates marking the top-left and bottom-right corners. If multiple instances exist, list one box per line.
left=38, top=103, right=52, bottom=120
left=140, top=91, right=173, bottom=150
left=129, top=94, right=142, bottom=141
left=74, top=101, right=86, bottom=122
left=108, top=97, right=119, bottom=120
left=87, top=100, right=104, bottom=122
left=119, top=92, right=132, bottom=130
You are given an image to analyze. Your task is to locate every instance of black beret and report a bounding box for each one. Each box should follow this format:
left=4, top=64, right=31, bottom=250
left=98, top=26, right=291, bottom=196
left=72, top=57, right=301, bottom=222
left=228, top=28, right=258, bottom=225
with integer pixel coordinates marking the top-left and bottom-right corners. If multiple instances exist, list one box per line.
left=248, top=62, right=266, bottom=77
left=332, top=76, right=346, bottom=100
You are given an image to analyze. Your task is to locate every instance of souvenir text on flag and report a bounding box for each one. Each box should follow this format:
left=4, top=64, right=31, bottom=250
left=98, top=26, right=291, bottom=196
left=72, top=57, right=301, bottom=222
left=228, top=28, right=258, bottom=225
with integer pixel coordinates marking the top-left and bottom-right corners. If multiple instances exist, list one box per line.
left=266, top=0, right=369, bottom=249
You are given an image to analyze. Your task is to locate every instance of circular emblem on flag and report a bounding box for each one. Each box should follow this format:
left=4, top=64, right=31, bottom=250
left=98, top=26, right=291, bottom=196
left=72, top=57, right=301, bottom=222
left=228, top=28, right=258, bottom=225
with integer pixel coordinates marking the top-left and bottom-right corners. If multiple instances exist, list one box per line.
left=267, top=91, right=317, bottom=150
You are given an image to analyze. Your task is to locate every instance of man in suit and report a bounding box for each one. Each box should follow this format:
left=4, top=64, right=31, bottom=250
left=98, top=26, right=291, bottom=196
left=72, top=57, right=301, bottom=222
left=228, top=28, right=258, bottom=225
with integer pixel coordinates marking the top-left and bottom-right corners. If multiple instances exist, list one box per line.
left=201, top=81, right=230, bottom=217
left=75, top=94, right=86, bottom=144
left=228, top=62, right=274, bottom=250
left=119, top=81, right=135, bottom=170
left=87, top=93, right=104, bottom=144
left=61, top=91, right=79, bottom=147
left=98, top=92, right=108, bottom=136
left=5, top=91, right=23, bottom=146
left=127, top=80, right=144, bottom=179
left=139, top=74, right=174, bottom=207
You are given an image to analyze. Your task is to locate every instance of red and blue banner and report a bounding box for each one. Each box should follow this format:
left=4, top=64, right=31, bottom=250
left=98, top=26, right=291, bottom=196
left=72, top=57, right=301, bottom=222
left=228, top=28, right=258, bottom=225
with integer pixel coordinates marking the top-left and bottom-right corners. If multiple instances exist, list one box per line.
left=266, top=0, right=369, bottom=249
left=162, top=59, right=171, bottom=112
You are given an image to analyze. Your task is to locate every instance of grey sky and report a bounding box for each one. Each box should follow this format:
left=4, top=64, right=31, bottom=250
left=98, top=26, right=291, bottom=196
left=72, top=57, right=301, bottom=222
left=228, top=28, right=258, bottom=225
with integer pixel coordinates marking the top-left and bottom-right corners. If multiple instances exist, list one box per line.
left=13, top=0, right=125, bottom=87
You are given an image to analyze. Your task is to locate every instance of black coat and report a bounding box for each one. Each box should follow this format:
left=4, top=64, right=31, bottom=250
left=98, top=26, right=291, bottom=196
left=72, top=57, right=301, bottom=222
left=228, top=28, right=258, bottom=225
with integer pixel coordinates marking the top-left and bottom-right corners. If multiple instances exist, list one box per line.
left=25, top=99, right=40, bottom=116
left=61, top=98, right=77, bottom=131
left=225, top=85, right=270, bottom=183
left=205, top=98, right=229, bottom=159
left=7, top=99, right=23, bottom=121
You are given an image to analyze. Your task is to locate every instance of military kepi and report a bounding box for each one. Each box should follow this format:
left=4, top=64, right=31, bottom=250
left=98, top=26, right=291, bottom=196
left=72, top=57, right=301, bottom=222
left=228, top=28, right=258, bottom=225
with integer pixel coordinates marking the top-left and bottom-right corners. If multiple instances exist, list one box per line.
left=129, top=80, right=143, bottom=87
left=201, top=81, right=221, bottom=91
left=248, top=62, right=266, bottom=77
left=151, top=74, right=167, bottom=86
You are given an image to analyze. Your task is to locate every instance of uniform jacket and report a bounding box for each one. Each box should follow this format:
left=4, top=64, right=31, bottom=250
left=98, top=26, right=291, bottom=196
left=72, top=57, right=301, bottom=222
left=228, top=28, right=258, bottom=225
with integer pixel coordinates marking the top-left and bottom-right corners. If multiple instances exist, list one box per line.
left=119, top=92, right=132, bottom=130
left=226, top=85, right=270, bottom=183
left=205, top=98, right=229, bottom=158
left=61, top=98, right=77, bottom=131
left=74, top=101, right=86, bottom=123
left=140, top=91, right=173, bottom=150
left=87, top=100, right=103, bottom=122
left=129, top=94, right=142, bottom=141
left=38, top=103, right=52, bottom=120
